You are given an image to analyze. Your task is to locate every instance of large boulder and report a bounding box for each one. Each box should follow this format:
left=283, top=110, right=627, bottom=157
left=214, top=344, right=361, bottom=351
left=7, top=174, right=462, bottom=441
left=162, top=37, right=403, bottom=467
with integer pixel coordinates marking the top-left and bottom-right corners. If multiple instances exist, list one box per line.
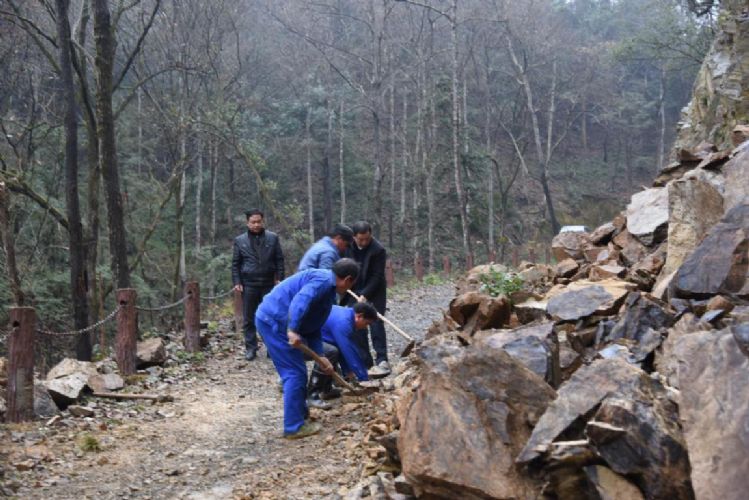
left=448, top=292, right=511, bottom=334
left=723, top=146, right=749, bottom=213
left=626, top=188, right=669, bottom=246
left=608, top=292, right=675, bottom=345
left=551, top=231, right=590, bottom=262
left=673, top=202, right=749, bottom=299
left=660, top=170, right=724, bottom=280
left=44, top=358, right=98, bottom=408
left=34, top=382, right=59, bottom=417
left=137, top=337, right=167, bottom=368
left=479, top=322, right=559, bottom=386
left=546, top=279, right=633, bottom=322
left=398, top=341, right=555, bottom=499
left=612, top=229, right=648, bottom=266
left=518, top=358, right=692, bottom=500
left=669, top=326, right=749, bottom=500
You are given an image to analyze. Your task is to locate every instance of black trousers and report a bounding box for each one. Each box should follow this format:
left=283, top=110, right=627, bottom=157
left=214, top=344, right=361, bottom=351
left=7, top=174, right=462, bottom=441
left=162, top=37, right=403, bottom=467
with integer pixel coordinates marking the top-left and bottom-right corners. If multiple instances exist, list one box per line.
left=242, top=284, right=273, bottom=352
left=307, top=342, right=340, bottom=394
left=353, top=319, right=388, bottom=368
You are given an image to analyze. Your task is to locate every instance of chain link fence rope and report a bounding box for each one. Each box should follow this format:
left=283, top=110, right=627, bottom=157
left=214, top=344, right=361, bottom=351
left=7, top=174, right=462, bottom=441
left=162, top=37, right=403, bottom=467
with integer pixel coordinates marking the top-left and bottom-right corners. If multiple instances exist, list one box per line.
left=36, top=305, right=122, bottom=337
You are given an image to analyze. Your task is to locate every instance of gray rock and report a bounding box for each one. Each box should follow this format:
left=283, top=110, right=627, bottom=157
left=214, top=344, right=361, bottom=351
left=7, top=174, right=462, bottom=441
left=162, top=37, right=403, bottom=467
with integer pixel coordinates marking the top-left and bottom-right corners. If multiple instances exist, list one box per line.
left=399, top=341, right=555, bottom=499
left=626, top=188, right=669, bottom=246
left=34, top=382, right=60, bottom=416
left=46, top=358, right=98, bottom=381
left=673, top=202, right=749, bottom=299
left=87, top=373, right=125, bottom=393
left=552, top=231, right=590, bottom=261
left=672, top=328, right=749, bottom=500
left=723, top=147, right=749, bottom=213
left=547, top=286, right=616, bottom=322
left=480, top=322, right=558, bottom=385
left=68, top=405, right=95, bottom=418
left=518, top=358, right=647, bottom=464
left=45, top=372, right=90, bottom=409
left=609, top=292, right=674, bottom=344
left=137, top=337, right=167, bottom=368
left=660, top=170, right=724, bottom=281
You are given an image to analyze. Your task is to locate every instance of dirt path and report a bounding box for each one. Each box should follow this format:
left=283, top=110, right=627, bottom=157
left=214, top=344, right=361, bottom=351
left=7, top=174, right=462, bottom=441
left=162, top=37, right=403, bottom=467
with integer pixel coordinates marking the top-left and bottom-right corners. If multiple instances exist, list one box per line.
left=0, top=282, right=455, bottom=499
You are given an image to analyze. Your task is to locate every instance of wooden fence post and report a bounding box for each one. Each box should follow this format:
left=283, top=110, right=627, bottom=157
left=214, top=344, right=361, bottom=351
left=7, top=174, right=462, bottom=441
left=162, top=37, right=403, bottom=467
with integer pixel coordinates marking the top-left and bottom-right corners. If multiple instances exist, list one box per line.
left=385, top=259, right=395, bottom=287
left=116, top=288, right=138, bottom=375
left=529, top=247, right=537, bottom=263
left=233, top=289, right=243, bottom=336
left=443, top=256, right=451, bottom=276
left=512, top=248, right=520, bottom=268
left=415, top=254, right=424, bottom=282
left=489, top=250, right=497, bottom=263
left=466, top=254, right=474, bottom=271
left=7, top=307, right=35, bottom=422
left=545, top=247, right=551, bottom=264
left=184, top=281, right=201, bottom=352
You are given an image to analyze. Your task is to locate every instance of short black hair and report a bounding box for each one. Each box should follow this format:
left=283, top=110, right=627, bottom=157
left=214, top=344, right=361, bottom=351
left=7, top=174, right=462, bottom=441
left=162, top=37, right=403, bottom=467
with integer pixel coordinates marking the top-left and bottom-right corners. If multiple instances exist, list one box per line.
left=332, top=257, right=359, bottom=280
left=329, top=224, right=354, bottom=243
left=353, top=302, right=378, bottom=321
left=351, top=221, right=372, bottom=235
left=245, top=208, right=264, bottom=219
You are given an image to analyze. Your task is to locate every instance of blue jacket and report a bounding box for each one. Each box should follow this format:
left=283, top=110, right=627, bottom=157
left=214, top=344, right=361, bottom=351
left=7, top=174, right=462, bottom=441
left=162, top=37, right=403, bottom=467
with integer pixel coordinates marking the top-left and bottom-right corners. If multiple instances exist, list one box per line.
left=255, top=269, right=338, bottom=355
left=322, top=306, right=369, bottom=381
left=298, top=236, right=341, bottom=271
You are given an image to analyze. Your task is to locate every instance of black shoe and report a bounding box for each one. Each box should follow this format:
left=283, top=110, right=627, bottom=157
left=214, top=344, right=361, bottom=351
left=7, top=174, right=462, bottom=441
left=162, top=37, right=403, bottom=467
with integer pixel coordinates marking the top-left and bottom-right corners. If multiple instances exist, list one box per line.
left=245, top=350, right=257, bottom=361
left=320, top=387, right=342, bottom=400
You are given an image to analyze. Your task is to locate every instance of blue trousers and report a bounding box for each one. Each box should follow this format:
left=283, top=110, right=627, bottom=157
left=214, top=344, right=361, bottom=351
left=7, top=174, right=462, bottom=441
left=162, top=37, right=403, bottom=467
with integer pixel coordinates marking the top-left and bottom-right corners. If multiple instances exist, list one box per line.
left=255, top=316, right=308, bottom=435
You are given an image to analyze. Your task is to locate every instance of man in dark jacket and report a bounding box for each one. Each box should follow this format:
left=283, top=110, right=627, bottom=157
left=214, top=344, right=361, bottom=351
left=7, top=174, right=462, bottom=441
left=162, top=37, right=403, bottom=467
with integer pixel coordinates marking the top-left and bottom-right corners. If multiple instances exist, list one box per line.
left=345, top=221, right=390, bottom=377
left=232, top=209, right=285, bottom=360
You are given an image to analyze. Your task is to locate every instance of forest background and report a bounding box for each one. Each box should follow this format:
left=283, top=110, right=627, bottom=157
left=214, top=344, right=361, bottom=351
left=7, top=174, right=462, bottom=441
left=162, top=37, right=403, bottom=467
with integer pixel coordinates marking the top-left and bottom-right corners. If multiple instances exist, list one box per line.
left=0, top=0, right=715, bottom=358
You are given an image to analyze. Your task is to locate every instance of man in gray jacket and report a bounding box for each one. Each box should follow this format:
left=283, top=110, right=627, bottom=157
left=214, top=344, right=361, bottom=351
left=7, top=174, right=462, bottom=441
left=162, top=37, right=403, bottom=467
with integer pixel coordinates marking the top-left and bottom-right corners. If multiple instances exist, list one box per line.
left=232, top=209, right=285, bottom=360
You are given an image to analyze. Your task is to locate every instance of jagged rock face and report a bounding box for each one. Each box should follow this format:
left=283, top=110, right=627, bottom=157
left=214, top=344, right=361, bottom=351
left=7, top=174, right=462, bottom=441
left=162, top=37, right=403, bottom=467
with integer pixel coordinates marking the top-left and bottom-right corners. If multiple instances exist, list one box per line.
left=479, top=322, right=559, bottom=386
left=398, top=342, right=555, bottom=499
left=673, top=202, right=749, bottom=298
left=723, top=145, right=749, bottom=213
left=670, top=327, right=749, bottom=500
left=675, top=1, right=749, bottom=150
left=660, top=170, right=724, bottom=280
left=551, top=231, right=590, bottom=262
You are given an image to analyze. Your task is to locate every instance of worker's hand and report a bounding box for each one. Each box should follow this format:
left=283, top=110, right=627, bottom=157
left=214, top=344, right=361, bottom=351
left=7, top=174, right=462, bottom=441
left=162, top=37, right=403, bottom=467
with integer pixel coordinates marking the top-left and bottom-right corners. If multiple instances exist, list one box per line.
left=287, top=331, right=302, bottom=347
left=345, top=372, right=357, bottom=383
left=357, top=294, right=367, bottom=303
left=318, top=357, right=334, bottom=376
left=233, top=284, right=243, bottom=292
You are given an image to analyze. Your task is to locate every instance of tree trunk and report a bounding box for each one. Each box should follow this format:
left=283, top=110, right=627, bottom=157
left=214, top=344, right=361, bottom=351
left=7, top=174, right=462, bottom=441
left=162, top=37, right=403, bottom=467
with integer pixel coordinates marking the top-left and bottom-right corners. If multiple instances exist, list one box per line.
left=209, top=138, right=218, bottom=294
left=93, top=0, right=130, bottom=289
left=0, top=183, right=24, bottom=305
left=427, top=94, right=437, bottom=273
left=399, top=91, right=408, bottom=260
left=323, top=101, right=333, bottom=230
left=195, top=134, right=203, bottom=253
left=388, top=85, right=396, bottom=250
left=338, top=99, right=346, bottom=224
left=657, top=66, right=666, bottom=172
left=306, top=107, right=314, bottom=242
left=57, top=0, right=91, bottom=359
left=450, top=0, right=472, bottom=262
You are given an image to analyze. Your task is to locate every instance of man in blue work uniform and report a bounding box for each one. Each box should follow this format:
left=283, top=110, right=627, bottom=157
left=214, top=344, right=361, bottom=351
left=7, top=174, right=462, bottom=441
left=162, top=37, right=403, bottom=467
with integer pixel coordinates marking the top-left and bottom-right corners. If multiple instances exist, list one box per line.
left=255, top=258, right=359, bottom=439
left=297, top=224, right=354, bottom=271
left=307, top=303, right=378, bottom=408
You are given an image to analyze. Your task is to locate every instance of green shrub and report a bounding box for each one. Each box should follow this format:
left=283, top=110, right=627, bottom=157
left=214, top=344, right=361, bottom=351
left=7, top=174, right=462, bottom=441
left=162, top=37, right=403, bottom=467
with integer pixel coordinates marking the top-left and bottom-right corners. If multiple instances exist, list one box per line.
left=478, top=266, right=524, bottom=297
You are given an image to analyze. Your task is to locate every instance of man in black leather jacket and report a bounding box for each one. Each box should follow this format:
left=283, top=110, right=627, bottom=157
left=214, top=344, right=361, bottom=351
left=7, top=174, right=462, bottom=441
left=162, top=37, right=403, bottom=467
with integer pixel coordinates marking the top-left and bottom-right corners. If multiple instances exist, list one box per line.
left=232, top=209, right=285, bottom=360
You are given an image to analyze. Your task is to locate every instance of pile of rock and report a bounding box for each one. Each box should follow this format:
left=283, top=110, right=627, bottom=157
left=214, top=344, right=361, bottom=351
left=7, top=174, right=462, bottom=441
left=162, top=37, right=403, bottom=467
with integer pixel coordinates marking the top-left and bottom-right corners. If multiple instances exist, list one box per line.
left=0, top=336, right=171, bottom=422
left=355, top=137, right=748, bottom=499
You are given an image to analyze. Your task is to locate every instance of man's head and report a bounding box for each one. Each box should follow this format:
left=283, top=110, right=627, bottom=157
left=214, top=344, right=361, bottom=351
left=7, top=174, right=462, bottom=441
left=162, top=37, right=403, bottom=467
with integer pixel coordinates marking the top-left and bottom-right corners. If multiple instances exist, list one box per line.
left=245, top=209, right=265, bottom=234
left=329, top=224, right=354, bottom=253
left=352, top=221, right=372, bottom=249
left=353, top=302, right=378, bottom=330
left=332, top=257, right=359, bottom=294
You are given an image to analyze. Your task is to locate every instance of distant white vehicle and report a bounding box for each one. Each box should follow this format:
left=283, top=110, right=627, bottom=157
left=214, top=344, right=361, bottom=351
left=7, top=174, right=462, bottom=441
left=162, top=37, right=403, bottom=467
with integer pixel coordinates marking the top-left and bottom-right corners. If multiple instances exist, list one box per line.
left=559, top=225, right=589, bottom=234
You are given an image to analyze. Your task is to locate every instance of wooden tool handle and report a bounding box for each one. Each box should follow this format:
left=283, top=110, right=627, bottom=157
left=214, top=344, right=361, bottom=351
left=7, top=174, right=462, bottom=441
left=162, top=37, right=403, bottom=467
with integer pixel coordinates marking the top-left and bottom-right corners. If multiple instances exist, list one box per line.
left=294, top=342, right=358, bottom=393
left=346, top=289, right=414, bottom=342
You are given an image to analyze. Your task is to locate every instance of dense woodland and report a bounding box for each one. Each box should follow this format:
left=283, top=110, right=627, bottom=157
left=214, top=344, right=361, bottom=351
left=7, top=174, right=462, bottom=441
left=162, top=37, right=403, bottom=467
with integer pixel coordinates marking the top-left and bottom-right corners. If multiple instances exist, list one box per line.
left=0, top=0, right=715, bottom=351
